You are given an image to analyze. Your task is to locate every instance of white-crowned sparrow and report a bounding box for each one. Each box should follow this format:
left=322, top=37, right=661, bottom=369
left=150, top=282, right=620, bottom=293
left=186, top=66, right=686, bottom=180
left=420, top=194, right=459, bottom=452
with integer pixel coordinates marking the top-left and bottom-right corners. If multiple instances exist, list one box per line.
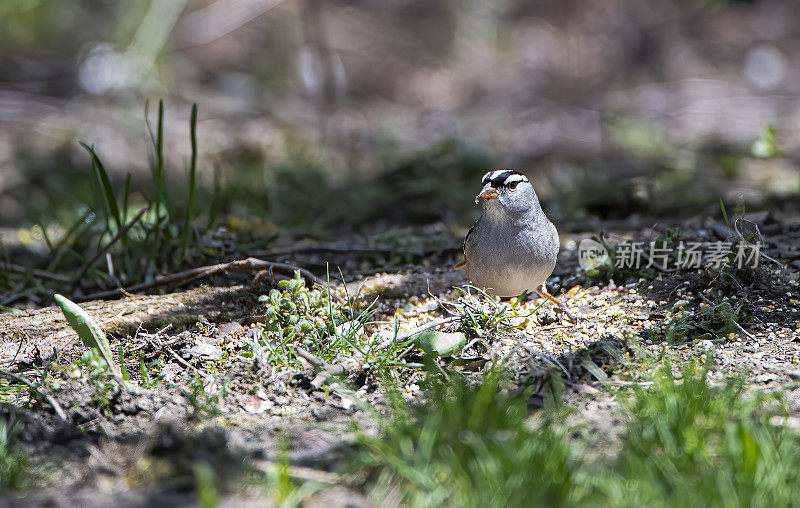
left=456, top=170, right=573, bottom=318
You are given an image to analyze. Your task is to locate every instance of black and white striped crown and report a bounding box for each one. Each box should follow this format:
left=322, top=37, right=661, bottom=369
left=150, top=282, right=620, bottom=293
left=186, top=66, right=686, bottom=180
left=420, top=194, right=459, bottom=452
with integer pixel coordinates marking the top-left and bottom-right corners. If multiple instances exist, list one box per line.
left=481, top=170, right=528, bottom=187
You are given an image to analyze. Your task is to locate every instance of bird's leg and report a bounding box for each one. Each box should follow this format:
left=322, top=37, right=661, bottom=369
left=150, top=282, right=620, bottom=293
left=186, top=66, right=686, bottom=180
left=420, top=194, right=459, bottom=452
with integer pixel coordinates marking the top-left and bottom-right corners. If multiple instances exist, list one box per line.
left=535, top=284, right=578, bottom=322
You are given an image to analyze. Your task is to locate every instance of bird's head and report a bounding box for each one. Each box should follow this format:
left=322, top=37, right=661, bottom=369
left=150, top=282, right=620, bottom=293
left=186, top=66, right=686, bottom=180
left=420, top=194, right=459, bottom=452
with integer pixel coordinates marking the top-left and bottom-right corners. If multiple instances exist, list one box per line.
left=476, top=170, right=542, bottom=219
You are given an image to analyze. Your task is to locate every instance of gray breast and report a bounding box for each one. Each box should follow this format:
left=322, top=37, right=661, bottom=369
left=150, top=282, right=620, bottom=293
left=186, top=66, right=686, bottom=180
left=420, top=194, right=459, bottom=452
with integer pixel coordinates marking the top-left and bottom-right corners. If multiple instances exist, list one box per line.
left=465, top=219, right=558, bottom=297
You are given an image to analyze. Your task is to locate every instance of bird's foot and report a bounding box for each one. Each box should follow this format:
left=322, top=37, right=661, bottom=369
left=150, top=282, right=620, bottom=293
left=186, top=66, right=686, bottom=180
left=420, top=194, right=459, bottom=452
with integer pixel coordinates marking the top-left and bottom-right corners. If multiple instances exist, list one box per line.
left=535, top=287, right=579, bottom=323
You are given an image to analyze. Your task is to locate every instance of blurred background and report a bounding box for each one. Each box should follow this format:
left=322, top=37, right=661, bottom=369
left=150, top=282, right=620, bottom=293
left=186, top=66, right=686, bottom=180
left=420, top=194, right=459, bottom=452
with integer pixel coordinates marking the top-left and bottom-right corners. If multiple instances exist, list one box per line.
left=1, top=0, right=799, bottom=245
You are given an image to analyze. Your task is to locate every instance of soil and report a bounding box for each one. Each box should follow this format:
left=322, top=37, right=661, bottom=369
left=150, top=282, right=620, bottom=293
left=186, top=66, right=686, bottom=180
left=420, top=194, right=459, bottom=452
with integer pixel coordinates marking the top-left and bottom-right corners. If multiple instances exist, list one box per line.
left=0, top=214, right=798, bottom=506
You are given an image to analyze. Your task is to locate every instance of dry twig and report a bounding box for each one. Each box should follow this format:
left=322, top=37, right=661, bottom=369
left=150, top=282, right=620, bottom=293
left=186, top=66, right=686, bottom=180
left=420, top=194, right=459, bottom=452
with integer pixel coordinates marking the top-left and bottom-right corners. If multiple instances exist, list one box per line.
left=293, top=345, right=364, bottom=387
left=1, top=264, right=70, bottom=283
left=247, top=244, right=461, bottom=259
left=80, top=257, right=325, bottom=301
left=0, top=369, right=66, bottom=421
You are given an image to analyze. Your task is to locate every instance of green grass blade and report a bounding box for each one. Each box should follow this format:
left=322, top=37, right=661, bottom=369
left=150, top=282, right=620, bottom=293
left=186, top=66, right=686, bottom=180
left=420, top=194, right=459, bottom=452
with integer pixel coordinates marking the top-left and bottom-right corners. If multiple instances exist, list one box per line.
left=154, top=100, right=165, bottom=220
left=38, top=223, right=55, bottom=255
left=54, top=294, right=119, bottom=377
left=122, top=172, right=131, bottom=225
left=194, top=462, right=218, bottom=508
left=144, top=101, right=165, bottom=258
left=119, top=347, right=129, bottom=381
left=139, top=352, right=152, bottom=387
left=720, top=198, right=730, bottom=229
left=181, top=103, right=198, bottom=262
left=120, top=172, right=132, bottom=250
left=79, top=142, right=122, bottom=232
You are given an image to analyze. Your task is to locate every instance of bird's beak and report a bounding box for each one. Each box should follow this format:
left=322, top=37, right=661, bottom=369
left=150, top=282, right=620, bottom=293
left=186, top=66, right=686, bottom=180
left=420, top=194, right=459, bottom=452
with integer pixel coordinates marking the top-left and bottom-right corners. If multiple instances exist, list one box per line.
left=477, top=185, right=498, bottom=203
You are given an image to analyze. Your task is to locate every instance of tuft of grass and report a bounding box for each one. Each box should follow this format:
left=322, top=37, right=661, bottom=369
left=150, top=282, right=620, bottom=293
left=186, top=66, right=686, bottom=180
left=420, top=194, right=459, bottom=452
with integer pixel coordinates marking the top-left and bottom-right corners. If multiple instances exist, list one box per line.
left=591, top=360, right=800, bottom=506
left=1, top=101, right=219, bottom=306
left=255, top=270, right=380, bottom=371
left=444, top=285, right=544, bottom=338
left=0, top=416, right=29, bottom=492
left=0, top=377, right=26, bottom=405
left=138, top=352, right=164, bottom=390
left=181, top=373, right=226, bottom=419
left=356, top=354, right=800, bottom=506
left=661, top=297, right=742, bottom=345
left=357, top=367, right=580, bottom=507
left=69, top=349, right=120, bottom=410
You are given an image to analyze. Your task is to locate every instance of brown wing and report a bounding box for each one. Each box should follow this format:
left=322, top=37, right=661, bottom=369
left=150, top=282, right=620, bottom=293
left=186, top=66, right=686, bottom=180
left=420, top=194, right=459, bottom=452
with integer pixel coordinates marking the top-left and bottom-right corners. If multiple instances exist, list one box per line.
left=454, top=224, right=475, bottom=270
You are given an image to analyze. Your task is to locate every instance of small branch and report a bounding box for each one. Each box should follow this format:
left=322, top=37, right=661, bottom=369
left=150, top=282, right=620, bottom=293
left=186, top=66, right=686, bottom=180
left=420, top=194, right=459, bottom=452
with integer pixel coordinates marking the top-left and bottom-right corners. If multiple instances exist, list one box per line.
left=522, top=345, right=571, bottom=379
left=140, top=331, right=209, bottom=379
left=293, top=345, right=325, bottom=370
left=0, top=263, right=70, bottom=283
left=666, top=281, right=691, bottom=300
left=291, top=345, right=364, bottom=410
left=0, top=369, right=66, bottom=421
left=605, top=380, right=654, bottom=387
left=80, top=258, right=325, bottom=301
left=163, top=343, right=210, bottom=379
left=247, top=245, right=461, bottom=259
left=128, top=324, right=179, bottom=353
left=726, top=316, right=758, bottom=343
left=292, top=345, right=363, bottom=387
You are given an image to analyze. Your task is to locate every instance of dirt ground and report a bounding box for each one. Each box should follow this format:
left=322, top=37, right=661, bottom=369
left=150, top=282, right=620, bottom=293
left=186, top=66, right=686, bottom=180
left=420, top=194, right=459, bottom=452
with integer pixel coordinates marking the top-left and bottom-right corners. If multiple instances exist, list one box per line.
left=0, top=213, right=798, bottom=506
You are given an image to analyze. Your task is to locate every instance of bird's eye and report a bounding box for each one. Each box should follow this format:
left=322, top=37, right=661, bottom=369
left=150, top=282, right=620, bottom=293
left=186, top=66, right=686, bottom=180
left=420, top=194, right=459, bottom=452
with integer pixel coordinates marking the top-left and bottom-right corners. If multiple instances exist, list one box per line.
left=508, top=181, right=519, bottom=190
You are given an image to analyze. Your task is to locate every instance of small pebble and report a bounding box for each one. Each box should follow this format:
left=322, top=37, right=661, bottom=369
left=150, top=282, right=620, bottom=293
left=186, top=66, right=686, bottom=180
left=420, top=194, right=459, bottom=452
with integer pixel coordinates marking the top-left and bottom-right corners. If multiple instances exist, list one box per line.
left=696, top=340, right=715, bottom=352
